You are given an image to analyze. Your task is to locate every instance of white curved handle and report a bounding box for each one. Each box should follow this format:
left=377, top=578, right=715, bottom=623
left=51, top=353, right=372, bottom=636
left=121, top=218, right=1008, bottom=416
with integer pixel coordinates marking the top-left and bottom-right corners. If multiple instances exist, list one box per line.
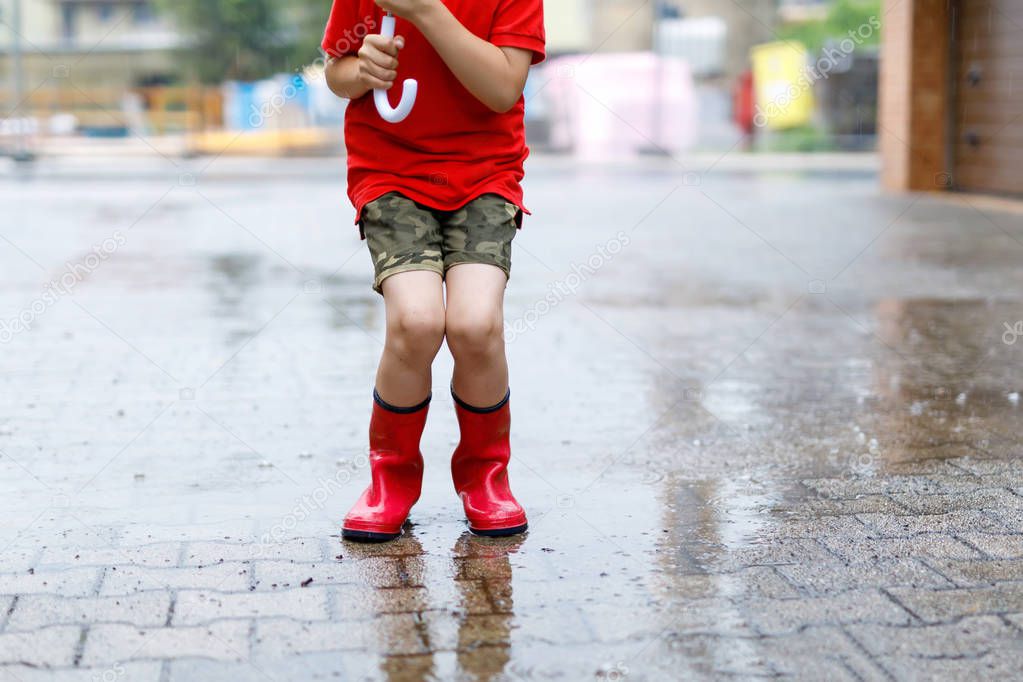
left=374, top=14, right=418, bottom=124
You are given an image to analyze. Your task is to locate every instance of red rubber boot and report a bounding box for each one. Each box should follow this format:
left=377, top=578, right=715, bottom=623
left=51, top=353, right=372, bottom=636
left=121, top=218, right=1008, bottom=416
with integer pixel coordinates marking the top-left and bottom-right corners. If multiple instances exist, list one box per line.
left=451, top=390, right=528, bottom=537
left=342, top=392, right=430, bottom=542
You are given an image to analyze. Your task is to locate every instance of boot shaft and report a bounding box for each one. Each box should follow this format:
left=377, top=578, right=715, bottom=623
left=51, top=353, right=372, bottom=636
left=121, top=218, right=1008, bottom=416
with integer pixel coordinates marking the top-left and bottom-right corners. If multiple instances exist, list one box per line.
left=450, top=390, right=527, bottom=535
left=451, top=393, right=512, bottom=469
left=369, top=391, right=431, bottom=459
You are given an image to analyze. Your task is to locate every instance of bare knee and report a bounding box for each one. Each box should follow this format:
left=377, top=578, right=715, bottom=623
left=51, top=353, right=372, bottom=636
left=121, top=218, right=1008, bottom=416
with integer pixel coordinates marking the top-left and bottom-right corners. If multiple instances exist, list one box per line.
left=387, top=307, right=446, bottom=365
left=446, top=308, right=504, bottom=362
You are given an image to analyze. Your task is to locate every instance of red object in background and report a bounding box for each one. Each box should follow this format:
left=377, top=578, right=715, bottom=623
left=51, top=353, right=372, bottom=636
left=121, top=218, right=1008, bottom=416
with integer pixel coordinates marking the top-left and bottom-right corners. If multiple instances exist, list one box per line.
left=734, top=69, right=755, bottom=135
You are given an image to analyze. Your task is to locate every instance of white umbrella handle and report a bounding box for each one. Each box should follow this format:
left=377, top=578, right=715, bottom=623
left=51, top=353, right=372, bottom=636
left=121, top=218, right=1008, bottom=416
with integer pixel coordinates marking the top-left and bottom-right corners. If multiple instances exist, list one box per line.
left=374, top=14, right=418, bottom=123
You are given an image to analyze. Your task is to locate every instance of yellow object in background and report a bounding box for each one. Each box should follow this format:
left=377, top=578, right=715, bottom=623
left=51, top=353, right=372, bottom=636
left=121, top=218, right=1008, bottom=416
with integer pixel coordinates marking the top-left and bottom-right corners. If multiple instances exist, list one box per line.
left=751, top=41, right=815, bottom=130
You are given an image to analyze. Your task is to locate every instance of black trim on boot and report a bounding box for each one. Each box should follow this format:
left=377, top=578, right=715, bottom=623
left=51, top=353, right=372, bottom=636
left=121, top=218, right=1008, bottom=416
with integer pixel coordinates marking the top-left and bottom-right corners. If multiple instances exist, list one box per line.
left=451, top=388, right=511, bottom=414
left=374, top=389, right=432, bottom=414
left=470, top=522, right=528, bottom=538
left=342, top=527, right=403, bottom=543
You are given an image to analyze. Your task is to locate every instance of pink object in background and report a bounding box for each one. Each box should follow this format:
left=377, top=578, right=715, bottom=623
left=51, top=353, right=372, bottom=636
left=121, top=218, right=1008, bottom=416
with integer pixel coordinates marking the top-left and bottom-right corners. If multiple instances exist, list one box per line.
left=541, top=53, right=698, bottom=159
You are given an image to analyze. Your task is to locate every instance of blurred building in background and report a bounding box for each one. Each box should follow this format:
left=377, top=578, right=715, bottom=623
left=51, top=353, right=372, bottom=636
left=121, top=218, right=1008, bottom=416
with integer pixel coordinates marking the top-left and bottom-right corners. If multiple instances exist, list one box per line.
left=0, top=0, right=181, bottom=86
left=664, top=0, right=777, bottom=80
left=0, top=0, right=880, bottom=159
left=880, top=0, right=1022, bottom=196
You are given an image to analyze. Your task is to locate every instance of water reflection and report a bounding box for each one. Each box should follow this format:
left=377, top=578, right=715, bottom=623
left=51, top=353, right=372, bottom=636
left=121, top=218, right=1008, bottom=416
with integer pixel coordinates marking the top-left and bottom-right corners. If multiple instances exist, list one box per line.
left=450, top=532, right=523, bottom=681
left=345, top=529, right=521, bottom=681
left=871, top=297, right=1023, bottom=461
left=632, top=285, right=1023, bottom=672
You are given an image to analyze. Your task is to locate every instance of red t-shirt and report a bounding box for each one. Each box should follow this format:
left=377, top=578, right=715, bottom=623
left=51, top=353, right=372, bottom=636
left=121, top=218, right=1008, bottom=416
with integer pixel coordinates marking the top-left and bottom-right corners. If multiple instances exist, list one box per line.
left=321, top=1, right=546, bottom=225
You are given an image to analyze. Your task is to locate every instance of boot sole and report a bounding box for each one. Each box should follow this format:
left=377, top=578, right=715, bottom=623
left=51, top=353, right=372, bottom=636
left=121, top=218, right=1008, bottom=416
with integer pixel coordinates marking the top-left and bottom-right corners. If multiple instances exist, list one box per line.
left=341, top=528, right=403, bottom=543
left=470, top=523, right=528, bottom=538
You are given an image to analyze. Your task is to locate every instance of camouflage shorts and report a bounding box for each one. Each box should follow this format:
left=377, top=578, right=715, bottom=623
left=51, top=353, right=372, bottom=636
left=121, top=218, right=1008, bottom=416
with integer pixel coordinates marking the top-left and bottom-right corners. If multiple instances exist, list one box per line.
left=361, top=192, right=520, bottom=294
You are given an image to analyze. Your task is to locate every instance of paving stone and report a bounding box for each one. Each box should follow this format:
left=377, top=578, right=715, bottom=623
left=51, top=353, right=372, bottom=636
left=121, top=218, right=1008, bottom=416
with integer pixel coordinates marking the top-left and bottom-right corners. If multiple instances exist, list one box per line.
left=252, top=560, right=354, bottom=591
left=100, top=562, right=251, bottom=595
left=933, top=559, right=1023, bottom=587
left=172, top=588, right=330, bottom=625
left=252, top=618, right=369, bottom=656
left=877, top=650, right=1023, bottom=681
left=856, top=510, right=1008, bottom=537
left=508, top=639, right=710, bottom=680
left=655, top=566, right=801, bottom=601
left=949, top=457, right=1020, bottom=477
left=984, top=506, right=1023, bottom=532
left=338, top=536, right=430, bottom=560
left=0, top=662, right=162, bottom=682
left=776, top=558, right=953, bottom=596
left=1002, top=612, right=1023, bottom=631
left=887, top=583, right=1023, bottom=623
left=6, top=593, right=172, bottom=631
left=82, top=620, right=251, bottom=665
left=41, top=526, right=121, bottom=552
left=654, top=633, right=773, bottom=679
left=915, top=473, right=992, bottom=494
left=0, top=625, right=81, bottom=667
left=847, top=616, right=1017, bottom=658
left=957, top=532, right=1023, bottom=559
left=0, top=567, right=102, bottom=597
left=885, top=457, right=977, bottom=476
left=712, top=538, right=838, bottom=571
left=889, top=488, right=1023, bottom=514
left=454, top=556, right=516, bottom=582
left=780, top=494, right=910, bottom=516
left=182, top=538, right=321, bottom=565
left=820, top=533, right=983, bottom=563
left=426, top=611, right=531, bottom=649
left=341, top=556, right=404, bottom=588
left=771, top=514, right=875, bottom=541
left=331, top=584, right=431, bottom=620
left=116, top=521, right=259, bottom=547
left=168, top=654, right=348, bottom=682
left=255, top=614, right=423, bottom=656
left=411, top=577, right=498, bottom=616
left=977, top=471, right=1023, bottom=488
left=744, top=590, right=914, bottom=635
left=0, top=596, right=11, bottom=630
left=37, top=544, right=181, bottom=569
left=754, top=626, right=885, bottom=681
left=802, top=474, right=961, bottom=499
left=0, top=548, right=40, bottom=574
left=584, top=597, right=754, bottom=641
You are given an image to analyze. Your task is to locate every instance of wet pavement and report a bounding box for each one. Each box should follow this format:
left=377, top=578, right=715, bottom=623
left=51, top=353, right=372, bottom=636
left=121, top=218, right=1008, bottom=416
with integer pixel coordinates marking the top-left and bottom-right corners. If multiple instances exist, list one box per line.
left=0, top=153, right=1022, bottom=680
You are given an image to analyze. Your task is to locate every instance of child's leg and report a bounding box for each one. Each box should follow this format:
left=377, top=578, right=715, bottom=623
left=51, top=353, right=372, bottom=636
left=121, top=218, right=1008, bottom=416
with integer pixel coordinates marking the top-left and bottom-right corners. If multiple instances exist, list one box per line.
left=445, top=263, right=527, bottom=537
left=377, top=270, right=446, bottom=407
left=445, top=263, right=509, bottom=406
left=343, top=194, right=446, bottom=542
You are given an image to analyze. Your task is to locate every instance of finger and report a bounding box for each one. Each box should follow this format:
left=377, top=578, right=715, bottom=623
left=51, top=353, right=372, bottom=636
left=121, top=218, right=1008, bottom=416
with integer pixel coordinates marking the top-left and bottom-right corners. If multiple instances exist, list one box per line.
left=364, top=49, right=399, bottom=70
left=362, top=75, right=395, bottom=90
left=394, top=36, right=405, bottom=51
left=363, top=34, right=399, bottom=57
left=362, top=61, right=398, bottom=83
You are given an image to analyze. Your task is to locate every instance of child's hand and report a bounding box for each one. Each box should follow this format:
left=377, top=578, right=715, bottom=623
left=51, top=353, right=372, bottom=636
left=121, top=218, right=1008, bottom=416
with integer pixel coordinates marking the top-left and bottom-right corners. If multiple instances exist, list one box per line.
left=356, top=34, right=405, bottom=91
left=375, top=0, right=438, bottom=24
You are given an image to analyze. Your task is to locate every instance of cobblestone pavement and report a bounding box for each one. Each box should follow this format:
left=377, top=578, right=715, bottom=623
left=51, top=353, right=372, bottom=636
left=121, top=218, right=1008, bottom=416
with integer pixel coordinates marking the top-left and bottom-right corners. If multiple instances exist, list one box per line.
left=1, top=153, right=1022, bottom=681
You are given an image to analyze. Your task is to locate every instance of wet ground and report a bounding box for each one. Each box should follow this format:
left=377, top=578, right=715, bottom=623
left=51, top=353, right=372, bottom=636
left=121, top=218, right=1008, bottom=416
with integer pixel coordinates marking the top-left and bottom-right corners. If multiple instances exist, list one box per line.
left=0, top=153, right=1022, bottom=681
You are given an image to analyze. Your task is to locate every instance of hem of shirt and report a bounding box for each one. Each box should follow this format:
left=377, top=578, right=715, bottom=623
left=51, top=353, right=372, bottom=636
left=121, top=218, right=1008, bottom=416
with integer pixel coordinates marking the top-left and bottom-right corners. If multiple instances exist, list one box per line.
left=352, top=187, right=532, bottom=230
left=490, top=33, right=547, bottom=64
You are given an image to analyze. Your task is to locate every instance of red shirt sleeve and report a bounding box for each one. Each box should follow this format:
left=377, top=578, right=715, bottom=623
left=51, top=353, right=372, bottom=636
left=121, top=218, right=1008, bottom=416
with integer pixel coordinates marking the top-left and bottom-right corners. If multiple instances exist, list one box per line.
left=322, top=0, right=370, bottom=58
left=489, top=0, right=546, bottom=65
